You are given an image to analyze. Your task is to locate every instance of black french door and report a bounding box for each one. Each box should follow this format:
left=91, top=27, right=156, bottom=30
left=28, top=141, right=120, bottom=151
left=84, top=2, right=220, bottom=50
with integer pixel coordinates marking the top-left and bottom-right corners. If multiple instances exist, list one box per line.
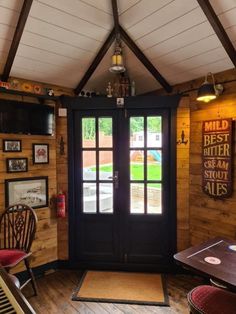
left=69, top=98, right=177, bottom=271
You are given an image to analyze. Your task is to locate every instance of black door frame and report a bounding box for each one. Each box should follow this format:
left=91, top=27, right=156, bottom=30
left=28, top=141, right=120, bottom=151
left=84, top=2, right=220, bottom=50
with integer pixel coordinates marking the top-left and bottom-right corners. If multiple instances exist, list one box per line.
left=62, top=95, right=180, bottom=270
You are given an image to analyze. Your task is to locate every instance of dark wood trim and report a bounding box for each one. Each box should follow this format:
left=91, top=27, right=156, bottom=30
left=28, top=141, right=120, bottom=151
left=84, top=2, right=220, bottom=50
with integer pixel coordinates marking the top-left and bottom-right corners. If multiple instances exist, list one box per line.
left=60, top=95, right=181, bottom=110
left=74, top=29, right=116, bottom=95
left=197, top=0, right=236, bottom=67
left=111, top=0, right=120, bottom=37
left=1, top=0, right=33, bottom=81
left=169, top=107, right=177, bottom=254
left=119, top=26, right=172, bottom=93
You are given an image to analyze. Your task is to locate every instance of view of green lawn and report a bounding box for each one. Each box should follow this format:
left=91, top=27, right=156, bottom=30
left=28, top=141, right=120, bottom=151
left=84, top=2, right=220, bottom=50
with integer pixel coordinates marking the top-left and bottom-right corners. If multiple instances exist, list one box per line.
left=90, top=163, right=162, bottom=187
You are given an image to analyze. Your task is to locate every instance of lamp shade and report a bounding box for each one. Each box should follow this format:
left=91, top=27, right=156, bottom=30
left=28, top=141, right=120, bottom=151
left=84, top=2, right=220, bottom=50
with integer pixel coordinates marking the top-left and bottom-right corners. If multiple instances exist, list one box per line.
left=196, top=82, right=216, bottom=103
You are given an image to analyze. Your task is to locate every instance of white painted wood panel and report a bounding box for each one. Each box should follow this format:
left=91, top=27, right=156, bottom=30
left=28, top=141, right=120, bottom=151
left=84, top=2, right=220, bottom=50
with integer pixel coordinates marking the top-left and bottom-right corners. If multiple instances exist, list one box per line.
left=145, top=22, right=214, bottom=60
left=20, top=32, right=94, bottom=60
left=17, top=44, right=90, bottom=71
left=29, top=1, right=109, bottom=41
left=157, top=46, right=228, bottom=75
left=127, top=0, right=199, bottom=39
left=37, top=0, right=112, bottom=29
left=79, top=0, right=112, bottom=14
left=0, top=0, right=23, bottom=12
left=166, top=58, right=234, bottom=85
left=0, top=37, right=11, bottom=54
left=0, top=6, right=19, bottom=27
left=136, top=7, right=206, bottom=49
left=24, top=17, right=101, bottom=51
left=0, top=24, right=15, bottom=40
left=210, top=0, right=236, bottom=14
left=152, top=35, right=223, bottom=65
left=120, top=0, right=174, bottom=29
left=11, top=66, right=80, bottom=88
left=118, top=0, right=142, bottom=15
left=219, top=7, right=236, bottom=28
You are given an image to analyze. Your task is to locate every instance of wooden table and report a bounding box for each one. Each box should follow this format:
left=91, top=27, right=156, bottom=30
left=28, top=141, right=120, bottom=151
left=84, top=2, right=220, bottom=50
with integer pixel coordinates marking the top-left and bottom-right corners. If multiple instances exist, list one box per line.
left=174, top=237, right=236, bottom=291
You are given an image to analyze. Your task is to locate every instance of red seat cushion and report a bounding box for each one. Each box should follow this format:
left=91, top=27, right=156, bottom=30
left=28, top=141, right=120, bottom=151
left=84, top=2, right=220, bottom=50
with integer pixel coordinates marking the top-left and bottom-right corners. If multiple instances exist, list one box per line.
left=0, top=249, right=28, bottom=267
left=188, top=285, right=236, bottom=314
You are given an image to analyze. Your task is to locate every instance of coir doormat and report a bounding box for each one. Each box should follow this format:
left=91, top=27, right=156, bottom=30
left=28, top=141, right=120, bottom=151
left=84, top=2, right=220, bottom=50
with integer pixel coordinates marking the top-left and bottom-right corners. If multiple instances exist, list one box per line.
left=72, top=270, right=169, bottom=306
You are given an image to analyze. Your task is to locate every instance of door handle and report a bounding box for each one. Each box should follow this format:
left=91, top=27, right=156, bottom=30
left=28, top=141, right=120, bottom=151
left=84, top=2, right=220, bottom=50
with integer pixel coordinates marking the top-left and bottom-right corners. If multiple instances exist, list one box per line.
left=108, top=171, right=119, bottom=189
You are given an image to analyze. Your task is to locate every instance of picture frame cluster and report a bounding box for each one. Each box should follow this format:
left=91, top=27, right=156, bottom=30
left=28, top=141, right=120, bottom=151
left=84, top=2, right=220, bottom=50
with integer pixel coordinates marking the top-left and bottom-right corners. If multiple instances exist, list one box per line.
left=3, top=139, right=49, bottom=209
left=3, top=140, right=49, bottom=173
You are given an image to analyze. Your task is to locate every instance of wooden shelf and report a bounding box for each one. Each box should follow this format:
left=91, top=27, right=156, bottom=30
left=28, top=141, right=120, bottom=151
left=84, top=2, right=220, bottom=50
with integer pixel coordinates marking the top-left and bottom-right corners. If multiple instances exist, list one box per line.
left=0, top=87, right=59, bottom=101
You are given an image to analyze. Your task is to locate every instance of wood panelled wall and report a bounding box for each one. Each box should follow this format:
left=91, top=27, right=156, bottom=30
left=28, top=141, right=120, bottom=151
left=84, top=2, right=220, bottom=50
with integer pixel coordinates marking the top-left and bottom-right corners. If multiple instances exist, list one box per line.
left=164, top=68, right=236, bottom=248
left=0, top=80, right=73, bottom=272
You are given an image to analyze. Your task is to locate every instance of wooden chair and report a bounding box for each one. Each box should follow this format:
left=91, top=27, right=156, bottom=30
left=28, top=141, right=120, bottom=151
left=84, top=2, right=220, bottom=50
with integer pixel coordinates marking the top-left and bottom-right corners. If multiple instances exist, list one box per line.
left=0, top=204, right=38, bottom=295
left=187, top=285, right=236, bottom=314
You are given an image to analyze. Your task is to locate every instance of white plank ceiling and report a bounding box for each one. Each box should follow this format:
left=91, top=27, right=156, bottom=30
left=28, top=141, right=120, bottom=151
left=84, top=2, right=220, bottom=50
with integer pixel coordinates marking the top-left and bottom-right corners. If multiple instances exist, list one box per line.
left=0, top=0, right=235, bottom=94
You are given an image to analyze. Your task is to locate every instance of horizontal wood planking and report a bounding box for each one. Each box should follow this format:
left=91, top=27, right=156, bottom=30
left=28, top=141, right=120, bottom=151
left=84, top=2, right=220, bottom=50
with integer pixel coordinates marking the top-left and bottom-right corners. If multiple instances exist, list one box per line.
left=189, top=70, right=236, bottom=245
left=56, top=110, right=69, bottom=260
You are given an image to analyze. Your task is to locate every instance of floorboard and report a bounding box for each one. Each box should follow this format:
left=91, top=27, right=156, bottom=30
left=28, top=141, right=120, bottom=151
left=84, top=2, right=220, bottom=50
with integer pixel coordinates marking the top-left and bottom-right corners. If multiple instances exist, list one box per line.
left=23, top=270, right=205, bottom=314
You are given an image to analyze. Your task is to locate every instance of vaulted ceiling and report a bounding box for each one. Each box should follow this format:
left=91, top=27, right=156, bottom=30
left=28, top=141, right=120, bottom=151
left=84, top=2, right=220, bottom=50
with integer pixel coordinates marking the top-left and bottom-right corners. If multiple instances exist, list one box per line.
left=0, top=0, right=235, bottom=95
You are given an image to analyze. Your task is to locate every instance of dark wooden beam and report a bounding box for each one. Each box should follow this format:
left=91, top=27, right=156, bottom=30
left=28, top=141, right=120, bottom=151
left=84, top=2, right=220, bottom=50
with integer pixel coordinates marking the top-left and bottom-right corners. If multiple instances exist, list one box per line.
left=119, top=26, right=172, bottom=93
left=111, top=0, right=119, bottom=37
left=1, top=0, right=33, bottom=81
left=197, top=0, right=236, bottom=67
left=74, top=28, right=116, bottom=95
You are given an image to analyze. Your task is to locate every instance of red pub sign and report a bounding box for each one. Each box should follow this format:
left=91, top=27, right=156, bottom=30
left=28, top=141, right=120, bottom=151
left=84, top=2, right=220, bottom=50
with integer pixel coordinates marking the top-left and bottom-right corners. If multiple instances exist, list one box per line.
left=202, top=118, right=232, bottom=199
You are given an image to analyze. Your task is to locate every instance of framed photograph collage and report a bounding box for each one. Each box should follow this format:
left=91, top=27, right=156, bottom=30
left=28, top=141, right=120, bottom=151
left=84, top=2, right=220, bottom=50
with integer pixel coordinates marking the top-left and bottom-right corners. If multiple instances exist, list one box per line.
left=3, top=139, right=50, bottom=208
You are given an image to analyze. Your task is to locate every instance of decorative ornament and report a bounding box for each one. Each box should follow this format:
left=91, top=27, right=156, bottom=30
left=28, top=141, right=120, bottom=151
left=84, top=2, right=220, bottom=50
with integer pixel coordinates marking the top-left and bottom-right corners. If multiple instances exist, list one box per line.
left=106, top=82, right=113, bottom=98
left=33, top=84, right=42, bottom=94
left=46, top=88, right=54, bottom=96
left=22, top=82, right=33, bottom=92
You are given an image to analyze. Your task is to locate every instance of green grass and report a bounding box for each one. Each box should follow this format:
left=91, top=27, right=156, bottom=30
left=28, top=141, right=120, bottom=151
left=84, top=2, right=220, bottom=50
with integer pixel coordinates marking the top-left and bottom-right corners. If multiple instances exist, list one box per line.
left=90, top=163, right=161, bottom=188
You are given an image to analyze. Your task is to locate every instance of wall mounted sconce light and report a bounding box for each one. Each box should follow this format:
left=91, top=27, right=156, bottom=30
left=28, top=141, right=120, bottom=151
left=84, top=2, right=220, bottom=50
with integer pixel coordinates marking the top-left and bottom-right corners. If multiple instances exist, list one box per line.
left=177, top=130, right=188, bottom=145
left=196, top=72, right=223, bottom=103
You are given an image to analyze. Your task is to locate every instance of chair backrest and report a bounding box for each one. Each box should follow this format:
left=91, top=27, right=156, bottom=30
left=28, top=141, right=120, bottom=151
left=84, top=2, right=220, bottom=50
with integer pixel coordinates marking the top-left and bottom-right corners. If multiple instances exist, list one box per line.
left=0, top=204, right=37, bottom=252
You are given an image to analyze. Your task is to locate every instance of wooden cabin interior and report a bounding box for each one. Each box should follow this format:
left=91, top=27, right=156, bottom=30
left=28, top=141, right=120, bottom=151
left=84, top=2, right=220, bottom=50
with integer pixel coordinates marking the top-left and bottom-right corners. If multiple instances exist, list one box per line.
left=0, top=0, right=236, bottom=313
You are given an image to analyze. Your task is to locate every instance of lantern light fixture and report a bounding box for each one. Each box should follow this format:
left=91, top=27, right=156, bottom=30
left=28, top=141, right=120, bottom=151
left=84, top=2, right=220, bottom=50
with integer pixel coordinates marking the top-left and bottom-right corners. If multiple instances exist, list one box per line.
left=109, top=37, right=125, bottom=74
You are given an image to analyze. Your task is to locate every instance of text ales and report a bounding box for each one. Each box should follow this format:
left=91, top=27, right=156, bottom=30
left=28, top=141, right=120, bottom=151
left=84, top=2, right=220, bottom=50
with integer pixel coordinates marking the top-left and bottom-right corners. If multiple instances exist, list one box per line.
left=202, top=119, right=232, bottom=198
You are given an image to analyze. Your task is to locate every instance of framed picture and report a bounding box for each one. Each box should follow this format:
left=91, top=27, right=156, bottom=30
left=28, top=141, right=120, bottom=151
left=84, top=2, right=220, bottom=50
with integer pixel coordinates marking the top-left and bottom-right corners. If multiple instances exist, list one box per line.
left=3, top=139, right=21, bottom=152
left=32, top=143, right=49, bottom=164
left=5, top=176, right=48, bottom=209
left=6, top=158, right=28, bottom=173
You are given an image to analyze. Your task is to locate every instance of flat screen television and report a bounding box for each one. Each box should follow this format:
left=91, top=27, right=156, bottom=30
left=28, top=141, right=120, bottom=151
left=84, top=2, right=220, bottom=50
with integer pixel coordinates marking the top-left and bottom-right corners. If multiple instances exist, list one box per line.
left=0, top=99, right=54, bottom=135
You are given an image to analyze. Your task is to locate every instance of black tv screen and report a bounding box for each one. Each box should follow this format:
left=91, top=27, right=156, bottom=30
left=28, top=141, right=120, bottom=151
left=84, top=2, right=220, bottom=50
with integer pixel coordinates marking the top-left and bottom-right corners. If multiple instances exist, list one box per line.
left=0, top=100, right=54, bottom=135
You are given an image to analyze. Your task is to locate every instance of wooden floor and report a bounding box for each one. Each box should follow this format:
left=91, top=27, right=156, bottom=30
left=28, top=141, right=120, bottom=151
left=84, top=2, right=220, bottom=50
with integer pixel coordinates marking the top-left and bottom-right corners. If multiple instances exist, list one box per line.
left=23, top=270, right=205, bottom=314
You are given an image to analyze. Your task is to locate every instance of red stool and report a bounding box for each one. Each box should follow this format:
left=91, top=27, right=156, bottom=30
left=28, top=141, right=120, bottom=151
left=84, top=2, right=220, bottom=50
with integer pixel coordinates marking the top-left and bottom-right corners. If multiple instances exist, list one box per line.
left=187, top=285, right=236, bottom=314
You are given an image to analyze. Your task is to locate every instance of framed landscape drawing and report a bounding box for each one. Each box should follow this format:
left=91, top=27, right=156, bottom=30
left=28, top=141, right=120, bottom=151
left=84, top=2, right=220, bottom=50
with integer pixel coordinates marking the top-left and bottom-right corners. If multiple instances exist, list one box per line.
left=3, top=139, right=21, bottom=152
left=6, top=158, right=28, bottom=173
left=5, top=176, right=48, bottom=209
left=33, top=143, right=49, bottom=164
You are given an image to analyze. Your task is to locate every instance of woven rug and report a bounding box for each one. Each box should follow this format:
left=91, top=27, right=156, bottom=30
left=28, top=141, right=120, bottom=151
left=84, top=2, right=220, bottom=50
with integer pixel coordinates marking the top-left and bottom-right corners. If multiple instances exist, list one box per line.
left=72, top=271, right=169, bottom=306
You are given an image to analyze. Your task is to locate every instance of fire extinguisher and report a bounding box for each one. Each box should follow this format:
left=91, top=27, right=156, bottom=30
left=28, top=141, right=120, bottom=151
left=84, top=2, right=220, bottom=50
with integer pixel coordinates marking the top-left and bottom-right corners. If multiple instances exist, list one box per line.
left=57, top=191, right=66, bottom=218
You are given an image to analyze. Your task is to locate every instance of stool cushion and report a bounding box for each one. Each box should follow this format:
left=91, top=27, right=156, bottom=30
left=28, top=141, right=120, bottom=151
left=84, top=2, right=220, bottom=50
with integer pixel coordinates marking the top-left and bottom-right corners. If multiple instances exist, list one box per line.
left=188, top=285, right=236, bottom=314
left=0, top=249, right=29, bottom=267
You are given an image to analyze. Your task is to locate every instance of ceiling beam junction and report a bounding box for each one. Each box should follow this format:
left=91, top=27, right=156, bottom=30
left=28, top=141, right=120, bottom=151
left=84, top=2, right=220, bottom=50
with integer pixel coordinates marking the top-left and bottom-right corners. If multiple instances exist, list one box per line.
left=197, top=0, right=236, bottom=67
left=74, top=29, right=116, bottom=95
left=119, top=26, right=172, bottom=93
left=75, top=0, right=172, bottom=95
left=1, top=0, right=33, bottom=82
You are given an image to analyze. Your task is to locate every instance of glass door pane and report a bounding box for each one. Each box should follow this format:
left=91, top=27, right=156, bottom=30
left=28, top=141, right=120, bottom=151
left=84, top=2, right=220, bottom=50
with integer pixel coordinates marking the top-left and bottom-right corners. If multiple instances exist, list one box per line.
left=82, top=116, right=114, bottom=214
left=129, top=115, right=163, bottom=214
